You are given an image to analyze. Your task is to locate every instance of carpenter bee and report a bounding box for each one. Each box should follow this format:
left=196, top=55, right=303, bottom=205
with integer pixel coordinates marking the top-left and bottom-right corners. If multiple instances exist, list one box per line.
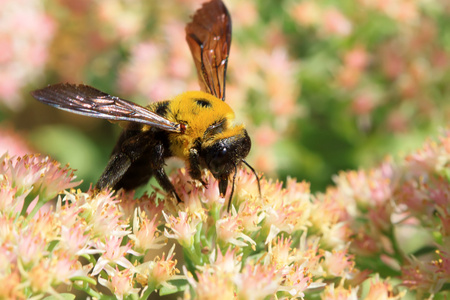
left=31, top=0, right=259, bottom=211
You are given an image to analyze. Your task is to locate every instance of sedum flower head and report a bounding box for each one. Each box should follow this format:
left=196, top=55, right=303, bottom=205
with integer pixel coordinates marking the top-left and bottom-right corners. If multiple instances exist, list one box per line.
left=4, top=130, right=450, bottom=298
left=128, top=208, right=165, bottom=254
left=163, top=210, right=202, bottom=248
left=135, top=244, right=181, bottom=290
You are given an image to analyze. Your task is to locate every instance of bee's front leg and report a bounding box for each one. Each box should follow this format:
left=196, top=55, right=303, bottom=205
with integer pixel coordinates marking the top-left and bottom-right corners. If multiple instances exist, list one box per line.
left=188, top=147, right=207, bottom=187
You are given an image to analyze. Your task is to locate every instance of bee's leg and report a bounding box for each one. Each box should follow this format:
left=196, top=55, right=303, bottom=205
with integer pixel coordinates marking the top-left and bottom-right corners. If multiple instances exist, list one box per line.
left=96, top=130, right=154, bottom=191
left=96, top=129, right=181, bottom=202
left=96, top=152, right=132, bottom=190
left=154, top=167, right=182, bottom=203
left=188, top=148, right=207, bottom=187
left=152, top=144, right=182, bottom=203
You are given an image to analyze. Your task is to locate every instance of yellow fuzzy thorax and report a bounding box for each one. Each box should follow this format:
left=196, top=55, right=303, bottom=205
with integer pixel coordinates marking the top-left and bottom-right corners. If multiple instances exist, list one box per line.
left=165, top=91, right=241, bottom=159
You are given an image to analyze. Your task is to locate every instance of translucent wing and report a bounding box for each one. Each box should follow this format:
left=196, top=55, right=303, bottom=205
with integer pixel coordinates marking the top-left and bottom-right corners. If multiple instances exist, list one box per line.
left=185, top=0, right=231, bottom=101
left=31, top=83, right=182, bottom=133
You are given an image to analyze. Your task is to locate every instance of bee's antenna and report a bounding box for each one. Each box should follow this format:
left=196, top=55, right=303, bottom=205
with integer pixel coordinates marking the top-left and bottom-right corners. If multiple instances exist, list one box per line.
left=227, top=164, right=238, bottom=212
left=242, top=160, right=261, bottom=198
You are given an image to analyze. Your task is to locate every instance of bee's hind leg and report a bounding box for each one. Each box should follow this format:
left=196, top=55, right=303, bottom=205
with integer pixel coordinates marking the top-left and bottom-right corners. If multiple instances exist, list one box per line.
left=96, top=129, right=182, bottom=203
left=96, top=130, right=155, bottom=191
left=96, top=152, right=133, bottom=191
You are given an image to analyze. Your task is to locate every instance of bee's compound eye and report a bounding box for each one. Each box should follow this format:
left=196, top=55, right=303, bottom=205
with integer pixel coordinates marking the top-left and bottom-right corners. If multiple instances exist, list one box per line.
left=209, top=147, right=228, bottom=174
left=203, top=129, right=251, bottom=179
left=220, top=147, right=227, bottom=156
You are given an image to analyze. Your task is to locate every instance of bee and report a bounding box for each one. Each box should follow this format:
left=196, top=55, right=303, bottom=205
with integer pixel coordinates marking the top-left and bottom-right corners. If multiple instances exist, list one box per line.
left=31, top=0, right=260, bottom=211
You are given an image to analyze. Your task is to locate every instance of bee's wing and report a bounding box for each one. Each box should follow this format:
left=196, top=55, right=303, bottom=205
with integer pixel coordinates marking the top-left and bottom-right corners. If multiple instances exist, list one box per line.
left=31, top=83, right=182, bottom=133
left=185, top=0, right=231, bottom=101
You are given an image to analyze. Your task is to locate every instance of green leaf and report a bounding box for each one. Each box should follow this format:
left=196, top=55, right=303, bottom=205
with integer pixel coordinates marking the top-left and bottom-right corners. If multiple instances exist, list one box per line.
left=159, top=279, right=189, bottom=296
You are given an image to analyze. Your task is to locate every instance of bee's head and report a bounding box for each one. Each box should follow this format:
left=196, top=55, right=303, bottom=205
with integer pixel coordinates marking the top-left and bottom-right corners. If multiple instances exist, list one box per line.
left=201, top=126, right=251, bottom=197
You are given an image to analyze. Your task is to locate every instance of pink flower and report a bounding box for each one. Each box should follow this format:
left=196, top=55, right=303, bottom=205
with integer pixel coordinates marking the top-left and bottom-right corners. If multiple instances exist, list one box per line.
left=148, top=248, right=180, bottom=287
left=234, top=264, right=281, bottom=300
left=0, top=179, right=26, bottom=214
left=321, top=284, right=359, bottom=300
left=263, top=179, right=312, bottom=243
left=351, top=92, right=377, bottom=115
left=278, top=264, right=312, bottom=297
left=232, top=1, right=258, bottom=27
left=98, top=267, right=140, bottom=300
left=236, top=201, right=262, bottom=233
left=322, top=8, right=352, bottom=37
left=291, top=1, right=321, bottom=26
left=135, top=245, right=180, bottom=289
left=0, top=218, right=17, bottom=265
left=320, top=222, right=351, bottom=250
left=117, top=191, right=164, bottom=223
left=128, top=210, right=165, bottom=254
left=27, top=259, right=53, bottom=294
left=234, top=168, right=262, bottom=204
left=434, top=248, right=450, bottom=281
left=186, top=268, right=235, bottom=300
left=379, top=42, right=405, bottom=79
left=366, top=275, right=404, bottom=299
left=386, top=110, right=409, bottom=133
left=350, top=229, right=382, bottom=256
left=344, top=46, right=370, bottom=70
left=0, top=270, right=23, bottom=299
left=16, top=231, right=48, bottom=267
left=96, top=2, right=143, bottom=39
left=437, top=208, right=450, bottom=237
left=211, top=248, right=242, bottom=275
left=49, top=250, right=82, bottom=284
left=395, top=180, right=429, bottom=216
left=91, top=236, right=135, bottom=276
left=216, top=213, right=256, bottom=248
left=268, top=235, right=294, bottom=269
left=404, top=138, right=442, bottom=176
left=401, top=256, right=443, bottom=293
left=163, top=211, right=201, bottom=248
left=254, top=125, right=278, bottom=147
left=168, top=168, right=224, bottom=212
left=336, top=66, right=361, bottom=89
left=59, top=220, right=90, bottom=256
left=322, top=250, right=354, bottom=278
left=0, top=0, right=55, bottom=109
left=2, top=154, right=80, bottom=201
left=117, top=35, right=192, bottom=101
left=74, top=190, right=128, bottom=238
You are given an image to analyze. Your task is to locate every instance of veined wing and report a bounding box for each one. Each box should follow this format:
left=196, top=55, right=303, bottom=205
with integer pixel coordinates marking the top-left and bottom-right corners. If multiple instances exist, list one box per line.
left=185, top=0, right=231, bottom=101
left=31, top=83, right=182, bottom=133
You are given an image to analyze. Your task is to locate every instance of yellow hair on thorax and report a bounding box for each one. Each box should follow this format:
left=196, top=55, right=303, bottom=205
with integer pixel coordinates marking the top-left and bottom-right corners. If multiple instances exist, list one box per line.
left=166, top=91, right=238, bottom=159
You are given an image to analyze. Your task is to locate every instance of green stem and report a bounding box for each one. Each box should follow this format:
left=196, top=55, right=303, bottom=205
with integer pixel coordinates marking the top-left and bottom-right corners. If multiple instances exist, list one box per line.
left=139, top=282, right=156, bottom=300
left=73, top=281, right=101, bottom=299
left=387, top=225, right=405, bottom=264
left=184, top=243, right=202, bottom=266
left=24, top=196, right=46, bottom=220
left=128, top=294, right=139, bottom=300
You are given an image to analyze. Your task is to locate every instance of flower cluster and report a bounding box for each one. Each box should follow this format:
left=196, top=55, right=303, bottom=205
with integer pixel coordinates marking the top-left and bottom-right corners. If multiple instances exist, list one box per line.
left=0, top=0, right=55, bottom=109
left=2, top=0, right=450, bottom=191
left=0, top=154, right=181, bottom=299
left=327, top=129, right=450, bottom=297
left=3, top=129, right=450, bottom=298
